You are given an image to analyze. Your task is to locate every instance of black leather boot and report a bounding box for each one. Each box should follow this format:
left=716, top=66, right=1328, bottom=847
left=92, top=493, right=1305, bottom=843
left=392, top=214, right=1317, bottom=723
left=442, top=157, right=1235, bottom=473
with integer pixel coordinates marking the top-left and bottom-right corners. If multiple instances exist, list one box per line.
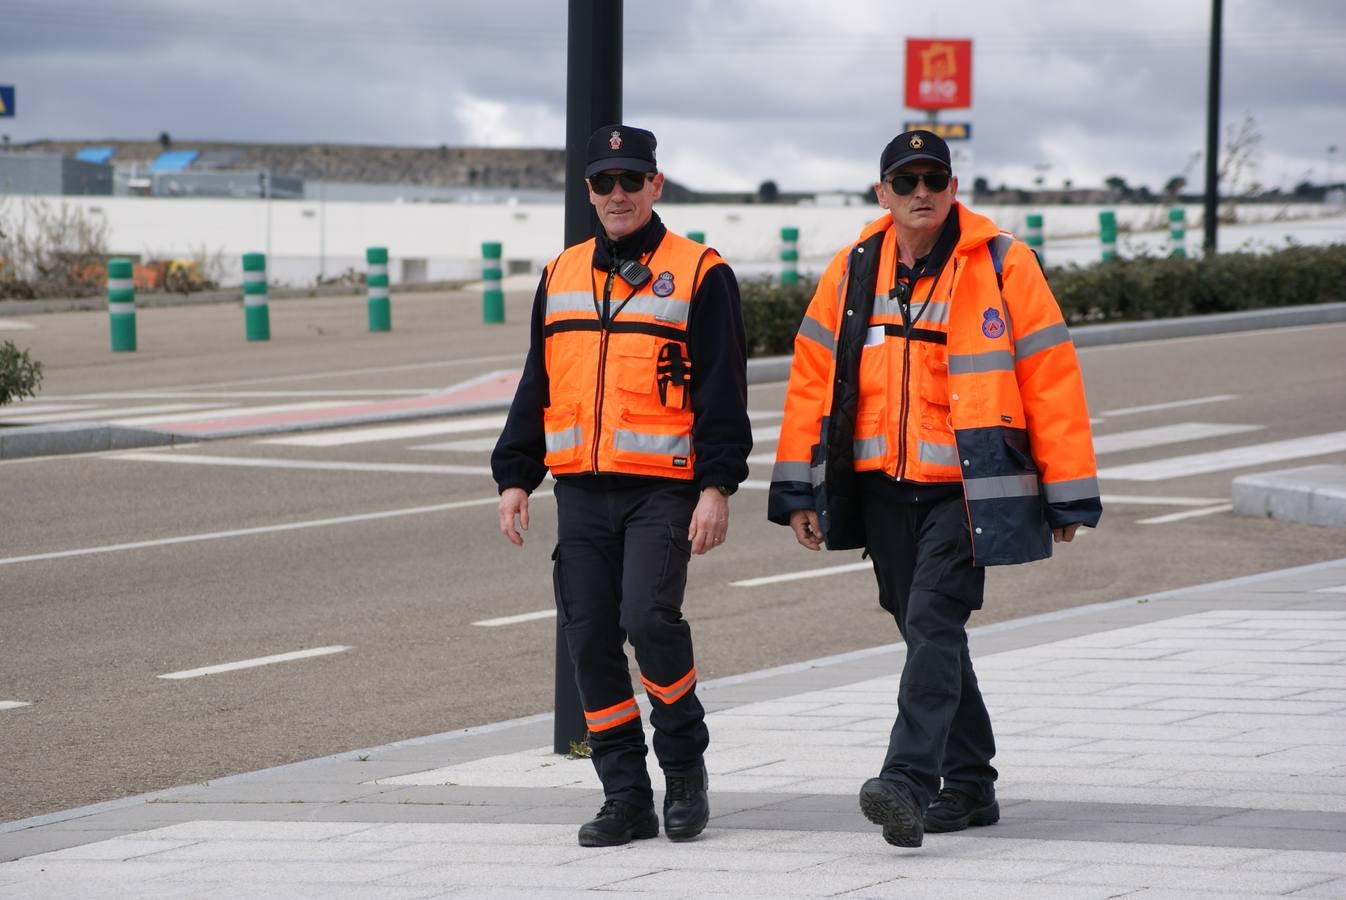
left=859, top=777, right=924, bottom=848
left=577, top=799, right=660, bottom=847
left=663, top=766, right=709, bottom=841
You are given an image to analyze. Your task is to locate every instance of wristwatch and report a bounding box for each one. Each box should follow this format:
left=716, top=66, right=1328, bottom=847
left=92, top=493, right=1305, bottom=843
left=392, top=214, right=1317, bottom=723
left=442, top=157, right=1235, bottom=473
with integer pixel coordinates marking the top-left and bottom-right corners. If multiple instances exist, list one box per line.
left=711, top=484, right=736, bottom=497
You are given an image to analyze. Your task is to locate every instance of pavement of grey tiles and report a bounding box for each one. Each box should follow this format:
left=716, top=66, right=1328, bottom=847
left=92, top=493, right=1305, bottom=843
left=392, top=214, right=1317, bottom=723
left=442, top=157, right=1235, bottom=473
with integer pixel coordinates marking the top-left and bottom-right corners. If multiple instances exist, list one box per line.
left=2, top=558, right=1345, bottom=898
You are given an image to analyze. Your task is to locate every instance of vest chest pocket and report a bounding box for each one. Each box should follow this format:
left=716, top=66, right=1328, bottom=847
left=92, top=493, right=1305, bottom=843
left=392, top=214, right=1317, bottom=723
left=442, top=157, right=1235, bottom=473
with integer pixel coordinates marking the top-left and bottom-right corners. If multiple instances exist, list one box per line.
left=611, top=335, right=657, bottom=395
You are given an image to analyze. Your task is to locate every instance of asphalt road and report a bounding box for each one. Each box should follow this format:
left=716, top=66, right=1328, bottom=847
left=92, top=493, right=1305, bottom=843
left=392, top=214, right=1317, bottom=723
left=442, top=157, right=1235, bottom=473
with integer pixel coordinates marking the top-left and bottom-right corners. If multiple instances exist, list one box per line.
left=3, top=306, right=1345, bottom=823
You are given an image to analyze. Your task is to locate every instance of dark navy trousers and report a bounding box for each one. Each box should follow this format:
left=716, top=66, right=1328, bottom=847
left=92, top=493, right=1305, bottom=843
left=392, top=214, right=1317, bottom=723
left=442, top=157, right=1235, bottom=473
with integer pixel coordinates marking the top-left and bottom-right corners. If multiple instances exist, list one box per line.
left=859, top=475, right=998, bottom=808
left=552, top=478, right=708, bottom=806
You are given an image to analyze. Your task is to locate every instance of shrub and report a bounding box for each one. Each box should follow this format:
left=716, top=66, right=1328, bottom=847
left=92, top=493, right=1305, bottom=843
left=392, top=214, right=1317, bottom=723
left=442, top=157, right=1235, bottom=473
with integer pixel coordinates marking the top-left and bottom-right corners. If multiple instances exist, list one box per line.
left=739, top=243, right=1346, bottom=356
left=0, top=341, right=44, bottom=407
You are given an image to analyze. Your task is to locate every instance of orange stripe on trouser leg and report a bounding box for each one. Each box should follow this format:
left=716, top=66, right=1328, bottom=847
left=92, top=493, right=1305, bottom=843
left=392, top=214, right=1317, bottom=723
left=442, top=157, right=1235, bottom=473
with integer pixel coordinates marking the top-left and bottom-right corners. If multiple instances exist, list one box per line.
left=584, top=697, right=640, bottom=732
left=640, top=666, right=697, bottom=705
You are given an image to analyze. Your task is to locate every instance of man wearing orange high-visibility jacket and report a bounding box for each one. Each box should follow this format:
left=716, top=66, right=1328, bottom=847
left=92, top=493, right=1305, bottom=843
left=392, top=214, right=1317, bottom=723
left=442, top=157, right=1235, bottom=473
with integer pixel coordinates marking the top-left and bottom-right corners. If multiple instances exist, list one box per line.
left=768, top=130, right=1101, bottom=849
left=493, top=125, right=751, bottom=848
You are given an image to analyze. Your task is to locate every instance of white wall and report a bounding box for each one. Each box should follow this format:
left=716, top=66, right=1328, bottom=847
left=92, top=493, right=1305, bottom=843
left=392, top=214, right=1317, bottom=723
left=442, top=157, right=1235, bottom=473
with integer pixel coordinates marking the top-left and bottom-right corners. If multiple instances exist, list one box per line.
left=4, top=195, right=1340, bottom=287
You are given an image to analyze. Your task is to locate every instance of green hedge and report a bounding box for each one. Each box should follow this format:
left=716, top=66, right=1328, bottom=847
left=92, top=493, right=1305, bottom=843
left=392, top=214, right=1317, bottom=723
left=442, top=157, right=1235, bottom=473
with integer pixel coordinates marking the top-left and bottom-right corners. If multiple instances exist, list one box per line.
left=0, top=340, right=43, bottom=407
left=740, top=243, right=1346, bottom=356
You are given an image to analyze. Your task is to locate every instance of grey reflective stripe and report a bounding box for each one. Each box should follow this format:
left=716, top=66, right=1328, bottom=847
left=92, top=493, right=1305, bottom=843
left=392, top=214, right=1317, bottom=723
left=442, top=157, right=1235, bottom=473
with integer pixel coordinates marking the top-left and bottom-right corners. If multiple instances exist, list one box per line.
left=545, top=425, right=582, bottom=454
left=546, top=290, right=594, bottom=317
left=949, top=350, right=1015, bottom=374
left=586, top=703, right=636, bottom=729
left=964, top=474, right=1040, bottom=500
left=918, top=440, right=959, bottom=466
left=796, top=314, right=835, bottom=352
left=854, top=434, right=887, bottom=461
left=1015, top=322, right=1072, bottom=359
left=810, top=462, right=826, bottom=487
left=921, top=299, right=951, bottom=326
left=1044, top=476, right=1100, bottom=504
left=622, top=295, right=690, bottom=325
left=771, top=461, right=812, bottom=484
left=614, top=429, right=691, bottom=456
left=873, top=293, right=902, bottom=317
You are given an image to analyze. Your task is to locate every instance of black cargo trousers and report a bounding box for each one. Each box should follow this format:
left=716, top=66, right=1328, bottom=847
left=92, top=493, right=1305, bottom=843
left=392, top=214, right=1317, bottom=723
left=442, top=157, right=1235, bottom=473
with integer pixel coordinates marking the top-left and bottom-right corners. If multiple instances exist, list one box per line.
left=859, top=474, right=999, bottom=809
left=552, top=477, right=709, bottom=807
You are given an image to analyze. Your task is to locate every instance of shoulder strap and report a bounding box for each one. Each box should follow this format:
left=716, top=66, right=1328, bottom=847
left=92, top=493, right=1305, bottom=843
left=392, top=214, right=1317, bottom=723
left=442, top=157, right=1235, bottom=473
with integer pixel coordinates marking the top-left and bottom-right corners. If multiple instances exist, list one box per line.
left=987, top=233, right=1015, bottom=291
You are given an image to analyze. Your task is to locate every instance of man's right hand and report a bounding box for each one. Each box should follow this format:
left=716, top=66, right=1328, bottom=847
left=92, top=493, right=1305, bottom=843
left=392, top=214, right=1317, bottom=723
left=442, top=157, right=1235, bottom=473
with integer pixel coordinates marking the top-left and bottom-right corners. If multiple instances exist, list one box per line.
left=498, top=487, right=530, bottom=547
left=789, top=509, right=823, bottom=551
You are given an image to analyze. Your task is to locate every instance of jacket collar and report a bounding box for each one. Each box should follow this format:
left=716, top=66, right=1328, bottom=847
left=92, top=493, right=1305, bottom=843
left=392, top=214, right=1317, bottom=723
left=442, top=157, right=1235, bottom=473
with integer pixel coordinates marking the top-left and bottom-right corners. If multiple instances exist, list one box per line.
left=592, top=211, right=667, bottom=271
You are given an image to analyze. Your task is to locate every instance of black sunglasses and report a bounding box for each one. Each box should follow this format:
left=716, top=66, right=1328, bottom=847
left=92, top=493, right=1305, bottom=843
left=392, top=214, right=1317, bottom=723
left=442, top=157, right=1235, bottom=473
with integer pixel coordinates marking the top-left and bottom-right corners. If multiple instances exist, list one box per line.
left=887, top=171, right=951, bottom=195
left=588, top=171, right=653, bottom=195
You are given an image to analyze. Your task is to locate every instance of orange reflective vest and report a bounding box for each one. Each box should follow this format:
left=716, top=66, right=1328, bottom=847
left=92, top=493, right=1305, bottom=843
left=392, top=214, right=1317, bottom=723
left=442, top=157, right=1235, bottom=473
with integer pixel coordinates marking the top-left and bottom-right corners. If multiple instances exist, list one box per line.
left=769, top=205, right=1102, bottom=565
left=542, top=232, right=724, bottom=480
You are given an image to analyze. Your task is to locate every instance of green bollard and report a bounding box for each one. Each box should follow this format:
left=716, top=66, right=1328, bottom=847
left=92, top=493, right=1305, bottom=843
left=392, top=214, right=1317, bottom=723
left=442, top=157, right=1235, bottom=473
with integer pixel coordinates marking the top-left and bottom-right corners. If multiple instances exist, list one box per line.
left=1099, top=210, right=1118, bottom=262
left=367, top=246, right=391, bottom=332
left=107, top=258, right=136, bottom=352
left=481, top=241, right=504, bottom=324
left=242, top=252, right=270, bottom=341
left=1169, top=207, right=1187, bottom=258
left=1025, top=213, right=1045, bottom=267
left=780, top=226, right=800, bottom=285
left=686, top=230, right=705, bottom=244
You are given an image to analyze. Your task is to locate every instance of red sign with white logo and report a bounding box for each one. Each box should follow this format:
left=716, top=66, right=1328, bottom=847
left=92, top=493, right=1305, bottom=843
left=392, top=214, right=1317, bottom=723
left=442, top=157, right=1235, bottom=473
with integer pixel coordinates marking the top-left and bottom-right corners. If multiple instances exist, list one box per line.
left=905, top=38, right=973, bottom=110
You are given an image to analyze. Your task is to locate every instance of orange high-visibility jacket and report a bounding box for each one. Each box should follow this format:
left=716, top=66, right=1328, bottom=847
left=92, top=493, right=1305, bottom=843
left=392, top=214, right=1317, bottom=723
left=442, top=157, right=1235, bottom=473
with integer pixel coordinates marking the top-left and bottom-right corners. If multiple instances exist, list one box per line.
left=768, top=204, right=1102, bottom=565
left=542, top=232, right=724, bottom=480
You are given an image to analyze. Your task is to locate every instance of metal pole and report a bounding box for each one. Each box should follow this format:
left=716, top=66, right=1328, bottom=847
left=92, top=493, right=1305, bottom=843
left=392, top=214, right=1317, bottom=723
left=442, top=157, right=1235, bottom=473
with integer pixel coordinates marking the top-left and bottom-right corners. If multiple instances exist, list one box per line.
left=1203, top=0, right=1222, bottom=254
left=554, top=0, right=622, bottom=755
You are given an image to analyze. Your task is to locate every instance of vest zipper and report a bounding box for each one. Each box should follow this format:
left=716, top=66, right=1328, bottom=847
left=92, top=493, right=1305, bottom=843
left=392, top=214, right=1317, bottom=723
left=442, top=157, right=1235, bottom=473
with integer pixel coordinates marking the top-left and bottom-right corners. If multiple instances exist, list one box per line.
left=591, top=267, right=616, bottom=473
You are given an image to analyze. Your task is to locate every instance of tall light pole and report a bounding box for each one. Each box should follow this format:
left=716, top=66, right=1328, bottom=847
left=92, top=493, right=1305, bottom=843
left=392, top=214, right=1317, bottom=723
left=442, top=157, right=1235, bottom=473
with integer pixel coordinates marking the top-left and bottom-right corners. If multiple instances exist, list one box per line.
left=1203, top=0, right=1222, bottom=254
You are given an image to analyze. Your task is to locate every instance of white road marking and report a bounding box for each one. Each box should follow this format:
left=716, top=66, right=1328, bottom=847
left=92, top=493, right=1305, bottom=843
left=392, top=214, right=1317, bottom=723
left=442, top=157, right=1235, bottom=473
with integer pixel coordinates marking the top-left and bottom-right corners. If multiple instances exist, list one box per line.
left=45, top=390, right=430, bottom=400
left=748, top=410, right=784, bottom=421
left=0, top=402, right=227, bottom=424
left=737, top=479, right=772, bottom=491
left=0, top=403, right=99, bottom=418
left=413, top=437, right=497, bottom=453
left=1313, top=585, right=1346, bottom=593
left=1100, top=394, right=1239, bottom=417
left=474, top=609, right=557, bottom=627
left=111, top=451, right=492, bottom=476
left=263, top=414, right=506, bottom=447
left=0, top=493, right=553, bottom=567
left=732, top=561, right=872, bottom=587
left=1092, top=422, right=1263, bottom=455
left=158, top=646, right=351, bottom=680
left=111, top=401, right=346, bottom=426
left=1136, top=504, right=1234, bottom=525
left=1098, top=430, right=1346, bottom=481
left=0, top=320, right=35, bottom=330
left=0, top=701, right=32, bottom=711
left=1099, top=494, right=1225, bottom=506
left=746, top=452, right=778, bottom=465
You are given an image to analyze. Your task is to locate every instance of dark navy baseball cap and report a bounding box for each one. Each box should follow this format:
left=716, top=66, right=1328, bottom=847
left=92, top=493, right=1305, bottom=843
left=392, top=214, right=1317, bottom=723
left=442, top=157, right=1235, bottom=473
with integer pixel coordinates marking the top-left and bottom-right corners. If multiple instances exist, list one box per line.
left=881, top=130, right=952, bottom=178
left=585, top=124, right=658, bottom=177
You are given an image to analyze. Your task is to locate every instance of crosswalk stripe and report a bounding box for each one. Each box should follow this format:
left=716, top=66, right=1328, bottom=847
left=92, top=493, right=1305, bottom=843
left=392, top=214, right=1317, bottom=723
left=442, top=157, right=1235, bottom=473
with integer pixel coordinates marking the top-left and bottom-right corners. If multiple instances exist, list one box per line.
left=1136, top=504, right=1234, bottom=525
left=1100, top=394, right=1238, bottom=417
left=1092, top=422, right=1263, bottom=454
left=732, top=561, right=872, bottom=587
left=111, top=401, right=348, bottom=427
left=0, top=403, right=100, bottom=419
left=111, top=451, right=492, bottom=476
left=0, top=402, right=227, bottom=424
left=159, top=646, right=351, bottom=680
left=1099, top=430, right=1346, bottom=482
left=263, top=415, right=507, bottom=447
left=0, top=701, right=31, bottom=711
left=474, top=610, right=557, bottom=627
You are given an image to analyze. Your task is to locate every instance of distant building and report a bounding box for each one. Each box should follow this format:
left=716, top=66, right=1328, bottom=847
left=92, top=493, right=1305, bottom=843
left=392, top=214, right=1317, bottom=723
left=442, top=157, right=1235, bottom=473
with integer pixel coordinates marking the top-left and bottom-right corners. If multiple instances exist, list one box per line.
left=0, top=154, right=113, bottom=196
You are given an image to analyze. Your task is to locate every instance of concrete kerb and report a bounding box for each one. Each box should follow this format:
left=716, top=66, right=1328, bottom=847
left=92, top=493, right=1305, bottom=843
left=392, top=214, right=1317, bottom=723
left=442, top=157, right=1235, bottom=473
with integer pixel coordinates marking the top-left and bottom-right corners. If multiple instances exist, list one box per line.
left=4, top=302, right=1345, bottom=462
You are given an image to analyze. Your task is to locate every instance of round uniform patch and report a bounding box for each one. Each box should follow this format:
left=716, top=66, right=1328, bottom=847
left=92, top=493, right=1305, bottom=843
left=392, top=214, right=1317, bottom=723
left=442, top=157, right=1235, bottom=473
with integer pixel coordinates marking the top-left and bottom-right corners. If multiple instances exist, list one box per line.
left=982, top=307, right=1006, bottom=339
left=652, top=271, right=675, bottom=297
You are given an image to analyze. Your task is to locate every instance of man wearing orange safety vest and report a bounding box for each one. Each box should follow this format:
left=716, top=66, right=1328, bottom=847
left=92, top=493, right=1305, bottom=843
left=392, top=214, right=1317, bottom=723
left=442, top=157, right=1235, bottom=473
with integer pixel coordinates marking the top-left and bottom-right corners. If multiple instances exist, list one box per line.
left=493, top=125, right=751, bottom=848
left=768, top=130, right=1101, bottom=848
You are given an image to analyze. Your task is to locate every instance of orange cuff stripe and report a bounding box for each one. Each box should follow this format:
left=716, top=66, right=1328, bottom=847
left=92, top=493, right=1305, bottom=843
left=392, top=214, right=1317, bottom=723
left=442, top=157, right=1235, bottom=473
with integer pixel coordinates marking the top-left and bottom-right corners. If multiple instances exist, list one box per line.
left=584, top=697, right=640, bottom=732
left=641, top=666, right=697, bottom=705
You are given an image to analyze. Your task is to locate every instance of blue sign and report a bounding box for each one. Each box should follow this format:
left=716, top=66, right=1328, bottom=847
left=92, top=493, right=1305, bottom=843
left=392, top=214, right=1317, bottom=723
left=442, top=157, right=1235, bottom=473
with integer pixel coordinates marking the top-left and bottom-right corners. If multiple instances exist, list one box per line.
left=0, top=86, right=13, bottom=117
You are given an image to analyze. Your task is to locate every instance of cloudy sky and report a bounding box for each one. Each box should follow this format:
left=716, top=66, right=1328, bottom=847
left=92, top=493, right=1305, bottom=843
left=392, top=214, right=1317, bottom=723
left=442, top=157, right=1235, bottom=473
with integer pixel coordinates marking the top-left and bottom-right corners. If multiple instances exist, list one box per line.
left=3, top=0, right=1344, bottom=194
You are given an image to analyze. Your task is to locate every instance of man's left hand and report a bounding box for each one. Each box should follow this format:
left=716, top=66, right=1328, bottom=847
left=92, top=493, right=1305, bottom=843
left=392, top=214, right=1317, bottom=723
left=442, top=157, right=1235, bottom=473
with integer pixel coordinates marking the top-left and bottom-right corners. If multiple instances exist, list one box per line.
left=689, top=488, right=730, bottom=555
left=1053, top=523, right=1081, bottom=543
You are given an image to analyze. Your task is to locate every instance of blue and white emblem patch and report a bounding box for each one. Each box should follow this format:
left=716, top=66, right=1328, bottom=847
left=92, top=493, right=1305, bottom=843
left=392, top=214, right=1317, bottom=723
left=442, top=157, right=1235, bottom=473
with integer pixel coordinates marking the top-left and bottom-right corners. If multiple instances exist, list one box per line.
left=981, top=307, right=1006, bottom=339
left=652, top=271, right=675, bottom=297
